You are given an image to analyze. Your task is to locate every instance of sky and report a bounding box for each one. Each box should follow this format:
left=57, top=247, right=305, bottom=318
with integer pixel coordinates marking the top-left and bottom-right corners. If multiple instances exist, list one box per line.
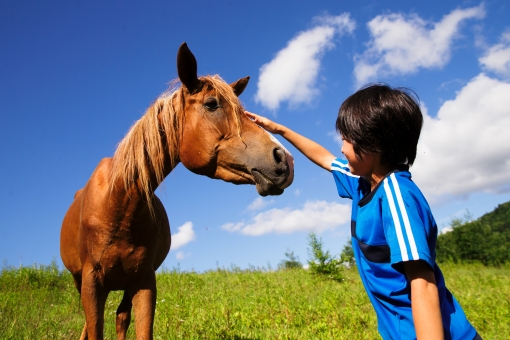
left=1, top=0, right=510, bottom=273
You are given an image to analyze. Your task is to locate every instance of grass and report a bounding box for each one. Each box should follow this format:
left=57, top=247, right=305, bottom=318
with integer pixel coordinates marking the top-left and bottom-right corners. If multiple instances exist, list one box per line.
left=0, top=262, right=509, bottom=339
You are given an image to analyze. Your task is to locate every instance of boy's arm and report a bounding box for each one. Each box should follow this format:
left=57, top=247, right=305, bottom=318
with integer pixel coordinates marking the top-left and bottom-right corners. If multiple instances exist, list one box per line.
left=246, top=111, right=336, bottom=171
left=404, top=260, right=444, bottom=340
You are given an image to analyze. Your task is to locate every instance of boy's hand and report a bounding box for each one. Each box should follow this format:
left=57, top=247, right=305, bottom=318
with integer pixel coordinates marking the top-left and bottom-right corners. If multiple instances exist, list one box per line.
left=245, top=111, right=281, bottom=134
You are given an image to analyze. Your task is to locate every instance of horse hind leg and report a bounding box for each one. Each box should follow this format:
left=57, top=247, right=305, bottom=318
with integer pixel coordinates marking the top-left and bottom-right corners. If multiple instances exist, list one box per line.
left=116, top=291, right=132, bottom=340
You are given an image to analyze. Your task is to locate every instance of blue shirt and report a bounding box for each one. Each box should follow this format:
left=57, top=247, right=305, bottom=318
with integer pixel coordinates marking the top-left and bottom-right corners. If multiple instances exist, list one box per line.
left=331, top=158, right=476, bottom=340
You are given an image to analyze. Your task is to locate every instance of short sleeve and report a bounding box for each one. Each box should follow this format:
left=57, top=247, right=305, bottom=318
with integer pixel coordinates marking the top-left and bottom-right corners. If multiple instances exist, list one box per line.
left=380, top=173, right=435, bottom=270
left=331, top=158, right=359, bottom=200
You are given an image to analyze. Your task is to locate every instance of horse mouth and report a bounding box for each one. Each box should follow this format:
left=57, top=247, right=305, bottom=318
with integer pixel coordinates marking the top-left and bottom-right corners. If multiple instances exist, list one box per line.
left=251, top=170, right=284, bottom=196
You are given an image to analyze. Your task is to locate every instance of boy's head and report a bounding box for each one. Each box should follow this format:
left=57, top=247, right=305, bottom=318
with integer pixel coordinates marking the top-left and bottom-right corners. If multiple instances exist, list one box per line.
left=336, top=84, right=423, bottom=167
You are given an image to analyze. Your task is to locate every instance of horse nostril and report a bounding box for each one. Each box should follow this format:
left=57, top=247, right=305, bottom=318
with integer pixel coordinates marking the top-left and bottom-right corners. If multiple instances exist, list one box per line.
left=272, top=147, right=288, bottom=177
left=273, top=147, right=284, bottom=165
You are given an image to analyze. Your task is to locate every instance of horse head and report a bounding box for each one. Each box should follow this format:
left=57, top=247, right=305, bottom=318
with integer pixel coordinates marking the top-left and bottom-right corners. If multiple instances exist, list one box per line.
left=176, top=42, right=294, bottom=196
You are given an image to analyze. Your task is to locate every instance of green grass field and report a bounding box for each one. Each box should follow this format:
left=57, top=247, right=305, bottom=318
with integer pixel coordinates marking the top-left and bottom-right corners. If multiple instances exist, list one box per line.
left=0, top=262, right=509, bottom=339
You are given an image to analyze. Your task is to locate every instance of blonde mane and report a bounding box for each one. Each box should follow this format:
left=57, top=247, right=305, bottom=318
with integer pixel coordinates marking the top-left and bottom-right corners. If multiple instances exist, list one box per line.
left=109, top=75, right=244, bottom=213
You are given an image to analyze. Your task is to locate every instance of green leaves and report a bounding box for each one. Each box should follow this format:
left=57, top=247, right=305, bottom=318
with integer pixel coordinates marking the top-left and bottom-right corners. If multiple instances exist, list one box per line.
left=278, top=249, right=303, bottom=270
left=436, top=202, right=510, bottom=266
left=307, top=232, right=344, bottom=282
left=340, top=239, right=355, bottom=266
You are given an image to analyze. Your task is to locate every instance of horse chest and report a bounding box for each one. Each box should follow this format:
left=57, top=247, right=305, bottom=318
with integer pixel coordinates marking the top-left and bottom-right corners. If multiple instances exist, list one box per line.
left=81, top=217, right=161, bottom=269
left=107, top=243, right=150, bottom=273
left=89, top=242, right=155, bottom=288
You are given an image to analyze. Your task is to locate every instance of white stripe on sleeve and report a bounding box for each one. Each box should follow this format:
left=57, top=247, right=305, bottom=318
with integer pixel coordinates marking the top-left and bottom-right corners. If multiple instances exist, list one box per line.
left=383, top=178, right=409, bottom=261
left=331, top=166, right=359, bottom=178
left=390, top=174, right=419, bottom=260
left=332, top=159, right=349, bottom=169
left=331, top=160, right=359, bottom=178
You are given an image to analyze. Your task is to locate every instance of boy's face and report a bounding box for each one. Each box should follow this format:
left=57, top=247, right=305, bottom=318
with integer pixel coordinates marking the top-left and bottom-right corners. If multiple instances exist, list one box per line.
left=341, top=139, right=379, bottom=178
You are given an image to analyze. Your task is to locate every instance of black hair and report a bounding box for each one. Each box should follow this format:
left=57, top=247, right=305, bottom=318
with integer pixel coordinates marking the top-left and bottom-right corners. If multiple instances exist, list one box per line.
left=336, top=83, right=423, bottom=166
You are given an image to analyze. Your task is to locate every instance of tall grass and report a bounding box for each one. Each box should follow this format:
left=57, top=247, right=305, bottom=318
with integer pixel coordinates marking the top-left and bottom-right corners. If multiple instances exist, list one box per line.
left=1, top=262, right=508, bottom=339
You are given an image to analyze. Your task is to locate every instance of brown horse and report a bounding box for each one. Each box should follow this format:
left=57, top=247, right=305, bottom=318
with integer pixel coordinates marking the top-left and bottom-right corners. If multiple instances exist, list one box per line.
left=60, top=42, right=294, bottom=340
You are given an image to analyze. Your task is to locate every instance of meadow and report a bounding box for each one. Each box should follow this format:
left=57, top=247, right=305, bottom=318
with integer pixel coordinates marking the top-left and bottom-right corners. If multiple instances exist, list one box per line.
left=0, top=261, right=509, bottom=339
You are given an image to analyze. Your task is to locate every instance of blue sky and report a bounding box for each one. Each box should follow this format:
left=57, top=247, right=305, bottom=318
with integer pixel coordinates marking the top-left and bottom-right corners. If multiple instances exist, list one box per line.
left=1, top=0, right=510, bottom=272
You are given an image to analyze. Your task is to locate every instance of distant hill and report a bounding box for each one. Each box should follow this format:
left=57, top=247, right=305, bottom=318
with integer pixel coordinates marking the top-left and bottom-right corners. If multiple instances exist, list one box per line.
left=436, top=201, right=510, bottom=265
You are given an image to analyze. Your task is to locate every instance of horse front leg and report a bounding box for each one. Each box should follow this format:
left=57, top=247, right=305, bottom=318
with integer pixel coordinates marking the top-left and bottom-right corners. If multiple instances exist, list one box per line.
left=81, top=263, right=109, bottom=340
left=129, top=271, right=157, bottom=340
left=116, top=291, right=132, bottom=340
left=79, top=322, right=88, bottom=340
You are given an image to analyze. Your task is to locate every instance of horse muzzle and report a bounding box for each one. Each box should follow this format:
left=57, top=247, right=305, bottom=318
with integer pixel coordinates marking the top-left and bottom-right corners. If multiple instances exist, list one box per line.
left=251, top=137, right=294, bottom=196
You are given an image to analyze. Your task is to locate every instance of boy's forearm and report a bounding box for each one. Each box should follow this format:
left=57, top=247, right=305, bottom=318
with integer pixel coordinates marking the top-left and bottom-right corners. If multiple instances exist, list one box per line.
left=276, top=124, right=335, bottom=171
left=244, top=111, right=336, bottom=171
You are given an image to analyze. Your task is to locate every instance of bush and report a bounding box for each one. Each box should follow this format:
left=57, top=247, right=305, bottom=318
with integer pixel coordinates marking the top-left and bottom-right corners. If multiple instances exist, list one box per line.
left=307, top=232, right=343, bottom=282
left=340, top=239, right=355, bottom=266
left=278, top=249, right=303, bottom=270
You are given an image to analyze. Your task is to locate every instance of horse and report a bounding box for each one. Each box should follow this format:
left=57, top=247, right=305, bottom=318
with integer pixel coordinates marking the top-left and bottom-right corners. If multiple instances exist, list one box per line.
left=60, top=42, right=294, bottom=340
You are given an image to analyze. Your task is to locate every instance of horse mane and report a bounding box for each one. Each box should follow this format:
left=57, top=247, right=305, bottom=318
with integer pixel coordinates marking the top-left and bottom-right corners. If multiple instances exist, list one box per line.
left=109, top=75, right=244, bottom=213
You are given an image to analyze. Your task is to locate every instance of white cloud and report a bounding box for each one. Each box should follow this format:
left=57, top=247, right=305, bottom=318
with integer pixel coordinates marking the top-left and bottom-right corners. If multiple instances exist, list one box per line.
left=294, top=189, right=301, bottom=196
left=170, top=222, right=196, bottom=250
left=412, top=74, right=510, bottom=199
left=479, top=30, right=510, bottom=79
left=255, top=13, right=355, bottom=110
left=221, top=200, right=351, bottom=236
left=246, top=197, right=274, bottom=211
left=175, top=251, right=186, bottom=260
left=354, top=5, right=485, bottom=87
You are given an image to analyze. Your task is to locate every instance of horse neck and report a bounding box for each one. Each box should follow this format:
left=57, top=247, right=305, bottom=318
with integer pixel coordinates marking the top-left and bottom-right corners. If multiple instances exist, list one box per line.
left=110, top=90, right=183, bottom=202
left=142, top=92, right=183, bottom=192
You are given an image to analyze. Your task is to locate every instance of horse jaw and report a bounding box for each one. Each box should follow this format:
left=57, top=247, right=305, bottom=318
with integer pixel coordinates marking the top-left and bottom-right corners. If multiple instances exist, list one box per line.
left=251, top=170, right=285, bottom=196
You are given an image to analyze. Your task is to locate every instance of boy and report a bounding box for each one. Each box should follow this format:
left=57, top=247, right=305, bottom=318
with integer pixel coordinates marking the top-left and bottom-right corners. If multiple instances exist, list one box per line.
left=246, top=84, right=480, bottom=340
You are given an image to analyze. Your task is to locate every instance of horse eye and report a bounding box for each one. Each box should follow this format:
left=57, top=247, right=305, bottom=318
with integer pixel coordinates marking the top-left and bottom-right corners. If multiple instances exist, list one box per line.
left=204, top=98, right=219, bottom=111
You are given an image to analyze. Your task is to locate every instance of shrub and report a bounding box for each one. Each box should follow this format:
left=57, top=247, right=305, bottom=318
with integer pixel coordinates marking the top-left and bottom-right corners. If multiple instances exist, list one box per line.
left=340, top=239, right=356, bottom=266
left=307, top=232, right=343, bottom=282
left=278, top=249, right=303, bottom=270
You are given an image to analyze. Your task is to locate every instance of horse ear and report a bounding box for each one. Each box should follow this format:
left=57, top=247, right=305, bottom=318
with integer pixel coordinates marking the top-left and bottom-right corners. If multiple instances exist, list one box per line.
left=230, top=76, right=250, bottom=97
left=177, top=42, right=200, bottom=93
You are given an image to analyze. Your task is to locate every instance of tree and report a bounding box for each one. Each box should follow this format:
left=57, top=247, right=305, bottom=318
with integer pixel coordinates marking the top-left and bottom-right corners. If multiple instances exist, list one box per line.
left=436, top=203, right=510, bottom=265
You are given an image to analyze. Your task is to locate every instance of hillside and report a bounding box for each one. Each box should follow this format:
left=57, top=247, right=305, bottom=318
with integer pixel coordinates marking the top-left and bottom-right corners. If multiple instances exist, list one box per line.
left=436, top=201, right=510, bottom=265
left=1, top=263, right=509, bottom=339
